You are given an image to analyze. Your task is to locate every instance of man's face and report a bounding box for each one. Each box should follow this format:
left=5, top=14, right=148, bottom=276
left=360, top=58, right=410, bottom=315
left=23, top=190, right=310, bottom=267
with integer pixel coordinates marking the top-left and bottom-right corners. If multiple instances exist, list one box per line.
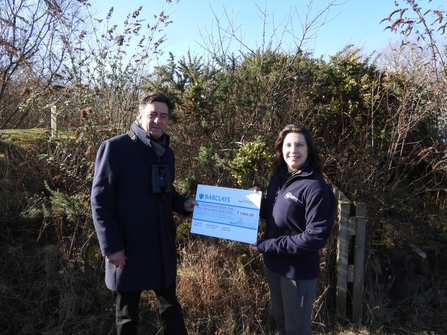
left=138, top=101, right=169, bottom=140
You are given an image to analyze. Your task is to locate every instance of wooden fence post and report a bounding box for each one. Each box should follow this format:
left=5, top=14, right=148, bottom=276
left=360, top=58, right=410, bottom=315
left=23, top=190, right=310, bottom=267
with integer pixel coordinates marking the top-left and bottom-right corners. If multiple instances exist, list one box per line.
left=50, top=105, right=58, bottom=138
left=350, top=201, right=366, bottom=322
left=332, top=185, right=366, bottom=323
left=335, top=196, right=351, bottom=321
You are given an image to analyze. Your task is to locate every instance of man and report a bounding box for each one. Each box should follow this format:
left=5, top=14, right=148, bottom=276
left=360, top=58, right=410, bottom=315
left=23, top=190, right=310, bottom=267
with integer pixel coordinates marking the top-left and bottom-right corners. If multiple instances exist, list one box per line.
left=91, top=92, right=197, bottom=335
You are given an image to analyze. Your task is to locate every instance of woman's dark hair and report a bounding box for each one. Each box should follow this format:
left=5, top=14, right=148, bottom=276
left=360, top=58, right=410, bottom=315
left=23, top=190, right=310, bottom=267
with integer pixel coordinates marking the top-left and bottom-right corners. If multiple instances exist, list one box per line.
left=271, top=124, right=324, bottom=175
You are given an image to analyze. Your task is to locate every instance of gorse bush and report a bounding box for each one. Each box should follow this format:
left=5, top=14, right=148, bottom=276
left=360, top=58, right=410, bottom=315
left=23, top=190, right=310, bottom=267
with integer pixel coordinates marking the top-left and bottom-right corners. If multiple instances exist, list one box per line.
left=227, top=137, right=274, bottom=189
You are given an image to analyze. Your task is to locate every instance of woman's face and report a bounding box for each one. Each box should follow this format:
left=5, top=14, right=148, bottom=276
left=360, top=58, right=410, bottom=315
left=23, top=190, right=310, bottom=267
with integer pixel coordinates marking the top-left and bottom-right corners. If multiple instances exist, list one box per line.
left=282, top=132, right=308, bottom=172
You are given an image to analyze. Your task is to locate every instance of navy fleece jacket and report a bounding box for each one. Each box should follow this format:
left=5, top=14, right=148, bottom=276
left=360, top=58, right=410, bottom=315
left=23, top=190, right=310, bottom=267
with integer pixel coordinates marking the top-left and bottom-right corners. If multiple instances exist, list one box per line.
left=257, top=161, right=336, bottom=280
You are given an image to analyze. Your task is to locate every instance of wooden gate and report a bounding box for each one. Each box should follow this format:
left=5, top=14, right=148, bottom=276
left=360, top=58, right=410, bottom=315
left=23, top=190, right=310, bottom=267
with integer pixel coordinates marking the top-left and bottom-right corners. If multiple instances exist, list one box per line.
left=332, top=185, right=366, bottom=322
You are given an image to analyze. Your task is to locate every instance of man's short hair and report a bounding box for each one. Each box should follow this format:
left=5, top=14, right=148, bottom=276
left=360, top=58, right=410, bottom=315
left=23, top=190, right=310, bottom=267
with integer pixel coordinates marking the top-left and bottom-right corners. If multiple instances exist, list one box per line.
left=139, top=92, right=175, bottom=116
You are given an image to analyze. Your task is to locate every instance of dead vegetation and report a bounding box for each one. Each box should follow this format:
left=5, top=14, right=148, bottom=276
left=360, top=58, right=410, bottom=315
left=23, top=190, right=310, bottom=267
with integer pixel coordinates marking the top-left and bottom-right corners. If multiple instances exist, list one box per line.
left=1, top=132, right=446, bottom=335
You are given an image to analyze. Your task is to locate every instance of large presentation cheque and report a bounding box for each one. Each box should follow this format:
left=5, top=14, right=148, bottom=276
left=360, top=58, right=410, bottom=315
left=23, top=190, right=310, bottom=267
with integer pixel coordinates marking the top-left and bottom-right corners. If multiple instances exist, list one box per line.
left=191, top=184, right=262, bottom=244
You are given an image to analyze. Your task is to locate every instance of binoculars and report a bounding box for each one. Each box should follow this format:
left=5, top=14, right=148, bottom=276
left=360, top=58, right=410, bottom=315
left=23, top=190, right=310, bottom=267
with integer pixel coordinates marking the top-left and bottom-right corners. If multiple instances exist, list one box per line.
left=152, top=165, right=172, bottom=194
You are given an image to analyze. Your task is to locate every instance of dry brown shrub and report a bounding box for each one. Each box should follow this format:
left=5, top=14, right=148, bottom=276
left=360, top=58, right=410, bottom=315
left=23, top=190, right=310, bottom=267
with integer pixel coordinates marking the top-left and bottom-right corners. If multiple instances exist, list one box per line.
left=174, top=236, right=275, bottom=334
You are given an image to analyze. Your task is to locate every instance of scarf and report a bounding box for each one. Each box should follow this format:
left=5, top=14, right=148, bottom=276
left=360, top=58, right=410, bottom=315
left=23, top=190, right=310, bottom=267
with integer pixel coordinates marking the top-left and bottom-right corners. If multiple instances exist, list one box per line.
left=131, top=121, right=166, bottom=157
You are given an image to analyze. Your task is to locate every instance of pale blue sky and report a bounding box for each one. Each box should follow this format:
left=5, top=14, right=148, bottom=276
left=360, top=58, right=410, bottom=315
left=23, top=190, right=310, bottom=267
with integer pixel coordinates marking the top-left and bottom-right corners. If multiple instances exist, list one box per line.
left=93, top=0, right=446, bottom=63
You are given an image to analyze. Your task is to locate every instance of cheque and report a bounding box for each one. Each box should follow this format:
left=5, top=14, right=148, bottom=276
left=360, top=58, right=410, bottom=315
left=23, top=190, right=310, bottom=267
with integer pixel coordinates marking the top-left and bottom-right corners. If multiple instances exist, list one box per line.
left=190, top=184, right=262, bottom=244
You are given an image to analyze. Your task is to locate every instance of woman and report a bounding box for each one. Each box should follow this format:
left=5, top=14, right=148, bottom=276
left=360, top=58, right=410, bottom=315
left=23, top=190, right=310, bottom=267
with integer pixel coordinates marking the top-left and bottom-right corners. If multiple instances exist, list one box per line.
left=250, top=124, right=336, bottom=335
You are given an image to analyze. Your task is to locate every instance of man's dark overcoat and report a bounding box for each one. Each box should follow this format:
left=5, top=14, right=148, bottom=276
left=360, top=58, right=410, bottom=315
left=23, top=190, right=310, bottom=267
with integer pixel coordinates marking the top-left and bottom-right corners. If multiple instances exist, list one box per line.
left=91, top=129, right=189, bottom=292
